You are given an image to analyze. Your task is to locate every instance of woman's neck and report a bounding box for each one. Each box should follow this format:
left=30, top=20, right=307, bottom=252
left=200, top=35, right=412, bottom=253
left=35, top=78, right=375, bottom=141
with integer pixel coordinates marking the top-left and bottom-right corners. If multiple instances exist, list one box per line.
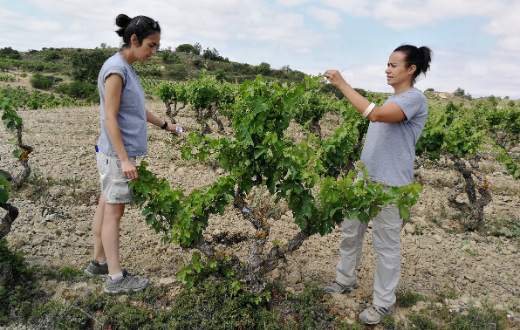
left=392, top=81, right=413, bottom=95
left=120, top=48, right=136, bottom=65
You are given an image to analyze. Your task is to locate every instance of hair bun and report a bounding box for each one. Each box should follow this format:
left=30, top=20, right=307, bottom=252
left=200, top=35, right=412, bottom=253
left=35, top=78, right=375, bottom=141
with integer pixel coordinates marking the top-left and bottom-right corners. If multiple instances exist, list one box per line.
left=115, top=14, right=132, bottom=37
left=116, top=14, right=131, bottom=27
left=419, top=46, right=432, bottom=72
left=419, top=46, right=432, bottom=61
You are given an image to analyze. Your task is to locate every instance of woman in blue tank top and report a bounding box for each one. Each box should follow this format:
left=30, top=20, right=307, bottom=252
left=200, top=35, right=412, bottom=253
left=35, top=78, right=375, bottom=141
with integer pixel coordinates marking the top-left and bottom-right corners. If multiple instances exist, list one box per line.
left=84, top=14, right=183, bottom=294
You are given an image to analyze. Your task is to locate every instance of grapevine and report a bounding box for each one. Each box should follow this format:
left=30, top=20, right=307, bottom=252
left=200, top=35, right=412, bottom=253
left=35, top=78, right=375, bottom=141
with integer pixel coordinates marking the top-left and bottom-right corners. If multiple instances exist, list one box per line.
left=131, top=76, right=421, bottom=288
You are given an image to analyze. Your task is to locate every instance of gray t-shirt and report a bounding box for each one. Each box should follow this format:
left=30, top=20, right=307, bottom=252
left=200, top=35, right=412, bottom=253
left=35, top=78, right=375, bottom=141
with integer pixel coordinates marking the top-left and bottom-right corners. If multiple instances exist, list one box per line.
left=360, top=88, right=428, bottom=187
left=97, top=52, right=147, bottom=157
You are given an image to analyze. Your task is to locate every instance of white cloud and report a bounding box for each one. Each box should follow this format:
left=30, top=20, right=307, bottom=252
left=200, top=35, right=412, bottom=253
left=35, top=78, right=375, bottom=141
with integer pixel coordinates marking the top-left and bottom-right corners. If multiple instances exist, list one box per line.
left=484, top=2, right=520, bottom=52
left=277, top=0, right=309, bottom=6
left=18, top=0, right=323, bottom=53
left=1, top=0, right=518, bottom=97
left=322, top=0, right=508, bottom=28
left=0, top=7, right=66, bottom=49
left=319, top=0, right=520, bottom=54
left=307, top=6, right=342, bottom=29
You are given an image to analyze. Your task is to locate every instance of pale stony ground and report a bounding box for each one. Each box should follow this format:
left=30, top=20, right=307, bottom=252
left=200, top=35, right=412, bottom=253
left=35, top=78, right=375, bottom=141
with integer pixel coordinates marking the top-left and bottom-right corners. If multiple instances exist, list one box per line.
left=1, top=103, right=519, bottom=328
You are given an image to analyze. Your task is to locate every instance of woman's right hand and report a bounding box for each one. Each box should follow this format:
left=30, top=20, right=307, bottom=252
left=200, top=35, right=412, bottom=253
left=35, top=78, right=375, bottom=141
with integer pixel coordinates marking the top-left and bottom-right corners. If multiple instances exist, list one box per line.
left=121, top=160, right=138, bottom=180
left=324, top=70, right=348, bottom=89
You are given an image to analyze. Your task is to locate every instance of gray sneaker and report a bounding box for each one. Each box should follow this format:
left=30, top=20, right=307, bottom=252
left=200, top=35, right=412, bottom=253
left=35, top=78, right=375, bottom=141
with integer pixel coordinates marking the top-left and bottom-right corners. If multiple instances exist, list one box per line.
left=323, top=281, right=358, bottom=294
left=359, top=305, right=393, bottom=325
left=104, top=270, right=150, bottom=294
left=84, top=260, right=108, bottom=277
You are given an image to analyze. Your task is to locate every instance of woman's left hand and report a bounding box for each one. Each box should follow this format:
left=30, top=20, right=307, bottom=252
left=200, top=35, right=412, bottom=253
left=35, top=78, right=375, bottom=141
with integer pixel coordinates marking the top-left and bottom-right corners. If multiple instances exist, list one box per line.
left=166, top=123, right=185, bottom=135
left=324, top=70, right=348, bottom=88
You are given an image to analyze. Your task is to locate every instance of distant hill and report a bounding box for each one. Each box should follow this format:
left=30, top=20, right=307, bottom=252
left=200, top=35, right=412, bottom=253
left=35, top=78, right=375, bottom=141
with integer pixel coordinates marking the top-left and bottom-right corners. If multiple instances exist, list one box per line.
left=0, top=45, right=306, bottom=84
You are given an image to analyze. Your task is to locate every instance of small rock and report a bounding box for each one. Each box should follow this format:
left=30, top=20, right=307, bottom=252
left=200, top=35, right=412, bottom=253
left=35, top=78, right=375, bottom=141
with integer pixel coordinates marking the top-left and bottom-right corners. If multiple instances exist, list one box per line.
left=460, top=295, right=471, bottom=305
left=403, top=223, right=415, bottom=235
left=463, top=274, right=475, bottom=283
left=433, top=234, right=442, bottom=243
left=286, top=269, right=302, bottom=285
left=270, top=268, right=281, bottom=279
left=44, top=213, right=59, bottom=222
left=72, top=282, right=89, bottom=291
left=159, top=277, right=177, bottom=285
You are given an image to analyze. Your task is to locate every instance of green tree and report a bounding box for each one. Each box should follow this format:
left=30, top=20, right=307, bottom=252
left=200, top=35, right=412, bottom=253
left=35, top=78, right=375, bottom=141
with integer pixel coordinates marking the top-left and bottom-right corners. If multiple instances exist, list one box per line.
left=202, top=48, right=226, bottom=61
left=454, top=87, right=465, bottom=97
left=30, top=74, right=56, bottom=90
left=0, top=47, right=21, bottom=60
left=176, top=43, right=201, bottom=55
left=71, top=49, right=110, bottom=83
left=256, top=62, right=271, bottom=75
left=160, top=50, right=180, bottom=64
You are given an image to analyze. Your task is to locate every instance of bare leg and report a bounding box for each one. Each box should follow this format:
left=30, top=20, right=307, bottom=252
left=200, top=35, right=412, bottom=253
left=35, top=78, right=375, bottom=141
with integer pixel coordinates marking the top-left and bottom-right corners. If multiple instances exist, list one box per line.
left=101, top=202, right=125, bottom=275
left=93, top=195, right=106, bottom=262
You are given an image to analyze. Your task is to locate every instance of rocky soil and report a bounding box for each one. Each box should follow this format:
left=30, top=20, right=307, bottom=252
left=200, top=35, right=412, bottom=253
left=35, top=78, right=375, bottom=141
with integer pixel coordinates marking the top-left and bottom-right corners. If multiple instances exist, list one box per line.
left=1, top=103, right=519, bottom=328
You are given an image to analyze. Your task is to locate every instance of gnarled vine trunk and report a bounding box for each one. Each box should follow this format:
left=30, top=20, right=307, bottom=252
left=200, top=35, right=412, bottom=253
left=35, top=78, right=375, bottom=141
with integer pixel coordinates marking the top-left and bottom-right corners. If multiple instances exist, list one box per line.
left=448, top=156, right=492, bottom=231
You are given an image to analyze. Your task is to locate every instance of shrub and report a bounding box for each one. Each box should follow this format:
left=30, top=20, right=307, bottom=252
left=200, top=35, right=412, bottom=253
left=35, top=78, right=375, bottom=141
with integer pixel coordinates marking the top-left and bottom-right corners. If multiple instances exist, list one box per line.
left=167, top=64, right=189, bottom=80
left=175, top=43, right=201, bottom=55
left=255, top=62, right=271, bottom=75
left=214, top=69, right=228, bottom=82
left=202, top=47, right=226, bottom=61
left=396, top=289, right=425, bottom=307
left=0, top=47, right=21, bottom=60
left=192, top=58, right=203, bottom=69
left=134, top=63, right=162, bottom=78
left=20, top=60, right=61, bottom=73
left=30, top=73, right=56, bottom=90
left=0, top=73, right=15, bottom=82
left=71, top=49, right=110, bottom=83
left=56, top=81, right=98, bottom=101
left=43, top=50, right=62, bottom=61
left=160, top=50, right=180, bottom=64
left=0, top=239, right=38, bottom=325
left=449, top=305, right=508, bottom=330
left=407, top=312, right=439, bottom=329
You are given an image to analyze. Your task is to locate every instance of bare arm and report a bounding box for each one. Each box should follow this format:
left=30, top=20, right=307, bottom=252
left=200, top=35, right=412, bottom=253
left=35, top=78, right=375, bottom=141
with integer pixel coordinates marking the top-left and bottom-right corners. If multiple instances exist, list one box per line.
left=146, top=110, right=164, bottom=127
left=104, top=74, right=138, bottom=179
left=146, top=110, right=185, bottom=134
left=325, top=70, right=405, bottom=123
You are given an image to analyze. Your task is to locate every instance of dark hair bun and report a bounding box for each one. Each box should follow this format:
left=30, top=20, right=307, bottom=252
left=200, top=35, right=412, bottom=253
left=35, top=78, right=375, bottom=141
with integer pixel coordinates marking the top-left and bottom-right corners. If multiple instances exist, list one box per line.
left=115, top=14, right=132, bottom=37
left=419, top=46, right=432, bottom=71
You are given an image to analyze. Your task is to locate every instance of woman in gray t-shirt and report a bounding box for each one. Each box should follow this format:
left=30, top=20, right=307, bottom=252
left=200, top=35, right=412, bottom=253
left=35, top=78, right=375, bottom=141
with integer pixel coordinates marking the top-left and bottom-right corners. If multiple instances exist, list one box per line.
left=323, top=45, right=432, bottom=325
left=83, top=14, right=183, bottom=294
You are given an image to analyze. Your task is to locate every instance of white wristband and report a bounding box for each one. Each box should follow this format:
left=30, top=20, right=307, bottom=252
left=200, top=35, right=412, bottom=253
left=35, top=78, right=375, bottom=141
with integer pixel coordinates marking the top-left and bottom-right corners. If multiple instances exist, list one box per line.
left=362, top=102, right=376, bottom=118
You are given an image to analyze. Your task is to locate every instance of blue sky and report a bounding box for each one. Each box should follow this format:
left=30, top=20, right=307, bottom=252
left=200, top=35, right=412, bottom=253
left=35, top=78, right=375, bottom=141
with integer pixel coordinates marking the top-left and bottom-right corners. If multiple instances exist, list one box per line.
left=1, top=0, right=519, bottom=98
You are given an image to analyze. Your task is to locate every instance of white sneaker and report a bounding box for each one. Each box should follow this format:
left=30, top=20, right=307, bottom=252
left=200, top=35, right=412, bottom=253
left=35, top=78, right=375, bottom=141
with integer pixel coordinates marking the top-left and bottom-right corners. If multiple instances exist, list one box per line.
left=359, top=305, right=393, bottom=325
left=323, top=281, right=358, bottom=294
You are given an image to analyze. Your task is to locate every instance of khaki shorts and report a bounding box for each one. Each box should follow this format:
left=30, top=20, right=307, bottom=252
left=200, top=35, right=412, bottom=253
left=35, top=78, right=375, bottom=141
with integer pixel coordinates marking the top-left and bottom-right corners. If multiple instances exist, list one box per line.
left=96, top=152, right=136, bottom=204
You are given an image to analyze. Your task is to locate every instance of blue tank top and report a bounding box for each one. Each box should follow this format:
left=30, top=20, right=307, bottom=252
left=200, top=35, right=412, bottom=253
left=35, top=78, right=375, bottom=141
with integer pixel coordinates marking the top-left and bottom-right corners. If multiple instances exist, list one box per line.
left=96, top=52, right=147, bottom=157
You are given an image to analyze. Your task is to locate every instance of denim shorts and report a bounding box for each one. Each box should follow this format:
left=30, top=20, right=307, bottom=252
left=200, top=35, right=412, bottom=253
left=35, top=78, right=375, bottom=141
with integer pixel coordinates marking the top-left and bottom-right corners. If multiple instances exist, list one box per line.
left=96, top=152, right=136, bottom=204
